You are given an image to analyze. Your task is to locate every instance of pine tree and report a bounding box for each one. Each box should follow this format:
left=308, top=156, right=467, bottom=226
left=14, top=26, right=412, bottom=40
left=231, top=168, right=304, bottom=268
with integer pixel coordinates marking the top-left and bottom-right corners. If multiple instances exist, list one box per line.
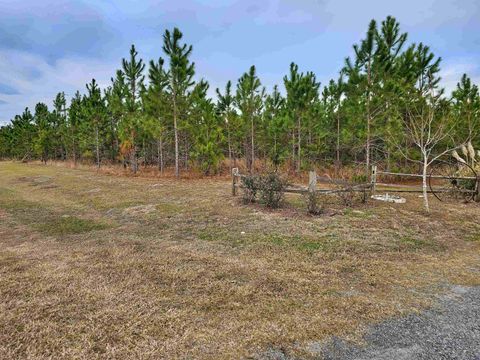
left=83, top=79, right=107, bottom=168
left=120, top=45, right=145, bottom=173
left=263, top=85, right=287, bottom=169
left=190, top=80, right=224, bottom=174
left=162, top=27, right=195, bottom=178
left=414, top=43, right=442, bottom=97
left=3, top=20, right=480, bottom=181
left=354, top=20, right=378, bottom=174
left=9, top=108, right=35, bottom=160
left=68, top=91, right=83, bottom=165
left=33, top=103, right=53, bottom=164
left=235, top=65, right=265, bottom=173
left=52, top=92, right=67, bottom=160
left=451, top=74, right=480, bottom=142
left=322, top=77, right=345, bottom=172
left=284, top=63, right=320, bottom=172
left=216, top=81, right=237, bottom=169
left=146, top=57, right=169, bottom=172
left=105, top=70, right=127, bottom=163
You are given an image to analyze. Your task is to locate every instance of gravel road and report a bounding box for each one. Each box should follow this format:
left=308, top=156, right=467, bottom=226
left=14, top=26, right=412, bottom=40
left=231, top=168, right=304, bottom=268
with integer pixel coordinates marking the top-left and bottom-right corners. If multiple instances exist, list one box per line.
left=322, top=285, right=480, bottom=359
left=262, top=285, right=480, bottom=360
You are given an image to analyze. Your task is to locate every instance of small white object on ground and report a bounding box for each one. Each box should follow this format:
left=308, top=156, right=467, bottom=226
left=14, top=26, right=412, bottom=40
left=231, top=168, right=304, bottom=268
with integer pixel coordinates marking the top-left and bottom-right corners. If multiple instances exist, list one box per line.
left=371, top=193, right=406, bottom=204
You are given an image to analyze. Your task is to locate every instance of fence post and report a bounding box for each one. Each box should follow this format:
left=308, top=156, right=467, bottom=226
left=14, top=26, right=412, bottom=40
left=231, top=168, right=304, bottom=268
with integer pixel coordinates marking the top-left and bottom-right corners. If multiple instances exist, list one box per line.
left=371, top=165, right=377, bottom=194
left=232, top=167, right=238, bottom=196
left=308, top=170, right=317, bottom=193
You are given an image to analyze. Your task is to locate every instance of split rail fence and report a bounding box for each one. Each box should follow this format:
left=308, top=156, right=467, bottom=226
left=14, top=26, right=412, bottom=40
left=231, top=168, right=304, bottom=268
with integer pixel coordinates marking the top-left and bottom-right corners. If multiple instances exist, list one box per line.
left=231, top=168, right=372, bottom=197
left=232, top=165, right=480, bottom=201
left=371, top=165, right=479, bottom=198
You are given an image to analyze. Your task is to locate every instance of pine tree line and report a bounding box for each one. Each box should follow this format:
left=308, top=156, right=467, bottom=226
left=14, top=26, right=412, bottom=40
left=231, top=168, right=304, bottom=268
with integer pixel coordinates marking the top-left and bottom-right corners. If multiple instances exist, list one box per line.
left=1, top=17, right=479, bottom=177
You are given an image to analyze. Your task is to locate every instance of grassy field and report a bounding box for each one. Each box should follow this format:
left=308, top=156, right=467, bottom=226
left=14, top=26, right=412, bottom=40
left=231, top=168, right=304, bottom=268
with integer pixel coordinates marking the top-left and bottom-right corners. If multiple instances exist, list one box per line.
left=1, top=161, right=479, bottom=359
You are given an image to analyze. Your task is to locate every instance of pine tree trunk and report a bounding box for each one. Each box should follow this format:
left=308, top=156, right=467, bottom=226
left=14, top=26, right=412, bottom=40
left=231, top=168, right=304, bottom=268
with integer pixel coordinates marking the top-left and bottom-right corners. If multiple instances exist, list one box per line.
left=386, top=149, right=391, bottom=172
left=274, top=135, right=278, bottom=170
left=227, top=120, right=232, bottom=171
left=184, top=136, right=189, bottom=170
left=157, top=137, right=164, bottom=174
left=72, top=136, right=77, bottom=166
left=366, top=113, right=371, bottom=175
left=297, top=114, right=301, bottom=173
left=244, top=140, right=251, bottom=173
left=95, top=124, right=100, bottom=169
left=110, top=118, right=116, bottom=161
left=131, top=146, right=138, bottom=174
left=291, top=130, right=295, bottom=171
left=173, top=95, right=179, bottom=178
left=336, top=111, right=341, bottom=175
left=250, top=116, right=255, bottom=174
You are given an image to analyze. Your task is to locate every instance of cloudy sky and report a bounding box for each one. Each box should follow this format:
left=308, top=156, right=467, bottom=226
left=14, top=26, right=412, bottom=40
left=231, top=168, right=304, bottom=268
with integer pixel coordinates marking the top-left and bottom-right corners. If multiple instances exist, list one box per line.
left=0, top=0, right=479, bottom=125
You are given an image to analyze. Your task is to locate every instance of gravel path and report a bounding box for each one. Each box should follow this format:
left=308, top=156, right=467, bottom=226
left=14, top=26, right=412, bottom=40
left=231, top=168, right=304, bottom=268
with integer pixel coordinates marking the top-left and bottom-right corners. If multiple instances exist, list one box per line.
left=261, top=285, right=480, bottom=360
left=320, top=285, right=480, bottom=360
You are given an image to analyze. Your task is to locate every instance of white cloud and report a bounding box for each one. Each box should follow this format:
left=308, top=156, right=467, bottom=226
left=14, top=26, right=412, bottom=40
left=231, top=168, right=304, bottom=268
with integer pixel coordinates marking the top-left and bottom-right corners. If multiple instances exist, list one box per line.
left=0, top=50, right=117, bottom=124
left=440, top=59, right=480, bottom=95
left=323, top=0, right=480, bottom=30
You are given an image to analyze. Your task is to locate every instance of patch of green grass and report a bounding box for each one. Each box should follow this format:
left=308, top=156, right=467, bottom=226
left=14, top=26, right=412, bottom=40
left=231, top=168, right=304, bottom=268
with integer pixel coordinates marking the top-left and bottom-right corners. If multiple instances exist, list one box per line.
left=35, top=216, right=108, bottom=236
left=266, top=234, right=287, bottom=246
left=297, top=241, right=325, bottom=252
left=0, top=187, right=48, bottom=215
left=466, top=233, right=480, bottom=242
left=155, top=202, right=182, bottom=215
left=197, top=227, right=224, bottom=241
left=398, top=235, right=434, bottom=250
left=295, top=235, right=341, bottom=253
left=197, top=226, right=341, bottom=253
left=344, top=208, right=373, bottom=219
left=1, top=186, right=108, bottom=236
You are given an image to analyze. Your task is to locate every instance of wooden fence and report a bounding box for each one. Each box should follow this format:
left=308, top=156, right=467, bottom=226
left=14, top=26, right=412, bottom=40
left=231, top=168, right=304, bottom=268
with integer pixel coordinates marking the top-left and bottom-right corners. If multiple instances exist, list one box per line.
left=232, top=165, right=480, bottom=200
left=231, top=168, right=372, bottom=197
left=370, top=165, right=479, bottom=196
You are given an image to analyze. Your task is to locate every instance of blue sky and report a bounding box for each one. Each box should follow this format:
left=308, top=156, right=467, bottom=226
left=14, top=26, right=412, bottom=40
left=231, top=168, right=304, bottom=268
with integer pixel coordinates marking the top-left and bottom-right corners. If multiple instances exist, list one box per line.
left=0, top=0, right=479, bottom=125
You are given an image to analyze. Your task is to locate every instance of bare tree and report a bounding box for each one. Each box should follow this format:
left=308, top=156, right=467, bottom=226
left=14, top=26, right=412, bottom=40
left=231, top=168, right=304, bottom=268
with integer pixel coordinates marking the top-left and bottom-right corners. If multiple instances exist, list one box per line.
left=392, top=87, right=462, bottom=212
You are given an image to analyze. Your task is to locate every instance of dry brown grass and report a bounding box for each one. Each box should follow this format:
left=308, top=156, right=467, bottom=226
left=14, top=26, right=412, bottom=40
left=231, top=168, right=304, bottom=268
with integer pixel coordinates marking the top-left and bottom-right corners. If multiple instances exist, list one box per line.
left=0, top=161, right=479, bottom=359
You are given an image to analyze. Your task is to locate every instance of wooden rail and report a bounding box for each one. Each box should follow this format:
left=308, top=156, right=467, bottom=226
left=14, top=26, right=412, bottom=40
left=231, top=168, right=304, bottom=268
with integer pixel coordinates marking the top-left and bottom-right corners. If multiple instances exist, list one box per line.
left=376, top=170, right=476, bottom=180
left=232, top=168, right=372, bottom=197
left=231, top=166, right=479, bottom=202
left=371, top=165, right=479, bottom=198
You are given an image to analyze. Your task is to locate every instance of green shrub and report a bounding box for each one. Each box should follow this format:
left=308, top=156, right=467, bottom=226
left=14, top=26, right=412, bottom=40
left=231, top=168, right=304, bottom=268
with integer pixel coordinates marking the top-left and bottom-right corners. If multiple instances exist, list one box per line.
left=305, top=191, right=323, bottom=215
left=258, top=172, right=287, bottom=208
left=458, top=178, right=476, bottom=191
left=241, top=175, right=259, bottom=204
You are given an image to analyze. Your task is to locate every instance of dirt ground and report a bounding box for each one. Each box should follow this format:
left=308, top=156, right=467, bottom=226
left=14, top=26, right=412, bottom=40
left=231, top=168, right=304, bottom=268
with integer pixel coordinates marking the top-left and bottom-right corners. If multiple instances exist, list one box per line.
left=0, top=161, right=479, bottom=359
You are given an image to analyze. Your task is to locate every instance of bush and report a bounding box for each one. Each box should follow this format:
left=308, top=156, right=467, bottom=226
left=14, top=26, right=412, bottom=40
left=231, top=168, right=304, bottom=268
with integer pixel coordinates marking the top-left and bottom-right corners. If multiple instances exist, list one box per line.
left=458, top=178, right=476, bottom=191
left=241, top=175, right=259, bottom=204
left=305, top=191, right=323, bottom=215
left=258, top=172, right=287, bottom=208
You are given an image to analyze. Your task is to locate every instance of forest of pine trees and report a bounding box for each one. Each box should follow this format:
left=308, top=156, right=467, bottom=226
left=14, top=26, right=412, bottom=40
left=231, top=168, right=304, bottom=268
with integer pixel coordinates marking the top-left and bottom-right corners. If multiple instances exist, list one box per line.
left=1, top=17, right=479, bottom=177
